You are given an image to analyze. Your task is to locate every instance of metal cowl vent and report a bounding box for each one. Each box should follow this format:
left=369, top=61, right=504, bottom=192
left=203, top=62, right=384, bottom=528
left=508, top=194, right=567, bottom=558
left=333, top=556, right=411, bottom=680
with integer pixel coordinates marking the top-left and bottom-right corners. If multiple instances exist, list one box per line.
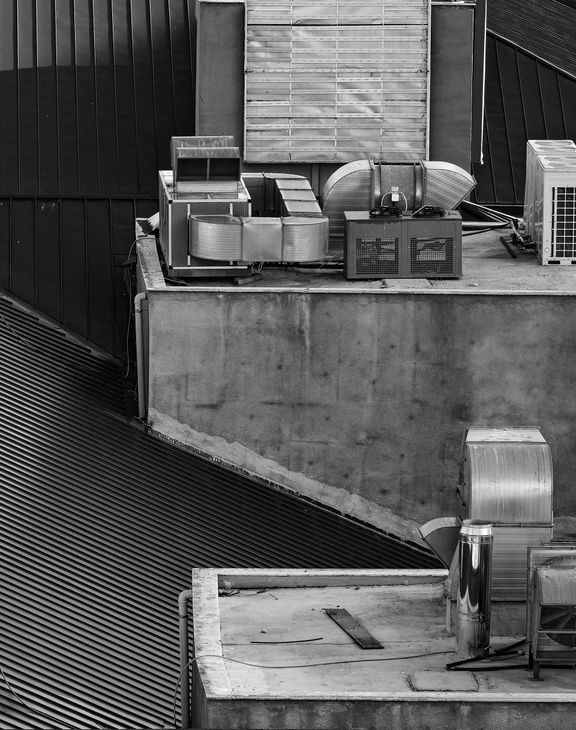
left=458, top=427, right=553, bottom=601
left=321, top=159, right=476, bottom=245
left=527, top=546, right=576, bottom=679
left=530, top=559, right=576, bottom=679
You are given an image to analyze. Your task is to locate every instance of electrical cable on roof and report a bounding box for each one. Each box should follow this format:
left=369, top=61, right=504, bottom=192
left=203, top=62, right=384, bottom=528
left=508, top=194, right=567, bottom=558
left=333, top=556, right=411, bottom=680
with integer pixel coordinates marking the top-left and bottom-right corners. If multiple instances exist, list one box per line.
left=0, top=665, right=105, bottom=730
left=0, top=310, right=38, bottom=352
left=172, top=650, right=455, bottom=726
left=122, top=236, right=146, bottom=379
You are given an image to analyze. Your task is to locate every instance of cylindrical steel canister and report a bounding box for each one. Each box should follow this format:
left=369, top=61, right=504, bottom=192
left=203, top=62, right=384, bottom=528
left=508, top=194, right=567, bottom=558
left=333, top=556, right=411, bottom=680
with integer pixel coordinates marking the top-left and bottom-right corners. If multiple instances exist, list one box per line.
left=456, top=520, right=493, bottom=658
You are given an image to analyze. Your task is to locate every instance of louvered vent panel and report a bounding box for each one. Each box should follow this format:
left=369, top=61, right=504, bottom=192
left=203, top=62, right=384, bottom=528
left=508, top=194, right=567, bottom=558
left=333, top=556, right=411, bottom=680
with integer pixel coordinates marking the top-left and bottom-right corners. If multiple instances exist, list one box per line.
left=244, top=0, right=430, bottom=163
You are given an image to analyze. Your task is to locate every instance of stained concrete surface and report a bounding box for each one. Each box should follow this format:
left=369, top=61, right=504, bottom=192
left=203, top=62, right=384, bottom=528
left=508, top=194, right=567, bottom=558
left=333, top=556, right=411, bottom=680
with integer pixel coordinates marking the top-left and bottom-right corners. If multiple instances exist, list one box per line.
left=139, top=231, right=576, bottom=537
left=190, top=569, right=576, bottom=730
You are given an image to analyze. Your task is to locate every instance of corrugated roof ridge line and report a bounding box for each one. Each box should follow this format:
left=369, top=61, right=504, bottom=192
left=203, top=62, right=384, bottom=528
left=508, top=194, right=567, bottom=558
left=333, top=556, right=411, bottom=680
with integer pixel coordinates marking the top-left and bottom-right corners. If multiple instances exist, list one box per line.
left=0, top=291, right=437, bottom=728
left=147, top=427, right=434, bottom=556
left=0, top=294, right=122, bottom=366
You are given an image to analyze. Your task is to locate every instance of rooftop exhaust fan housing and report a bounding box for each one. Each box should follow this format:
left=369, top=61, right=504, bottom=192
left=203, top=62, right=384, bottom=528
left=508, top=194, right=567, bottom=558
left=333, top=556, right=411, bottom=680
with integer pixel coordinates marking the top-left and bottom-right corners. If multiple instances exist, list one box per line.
left=458, top=427, right=553, bottom=602
left=527, top=546, right=576, bottom=679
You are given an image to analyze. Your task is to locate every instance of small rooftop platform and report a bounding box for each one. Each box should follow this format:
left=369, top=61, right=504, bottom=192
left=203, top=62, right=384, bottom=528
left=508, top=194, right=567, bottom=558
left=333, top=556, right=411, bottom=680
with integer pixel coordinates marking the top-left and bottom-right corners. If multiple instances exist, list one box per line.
left=142, top=229, right=576, bottom=295
left=190, top=569, right=576, bottom=730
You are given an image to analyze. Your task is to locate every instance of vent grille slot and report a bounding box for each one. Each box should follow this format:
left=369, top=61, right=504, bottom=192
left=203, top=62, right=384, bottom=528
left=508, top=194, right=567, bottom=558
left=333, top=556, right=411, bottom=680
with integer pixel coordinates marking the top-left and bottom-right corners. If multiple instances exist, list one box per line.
left=410, top=236, right=453, bottom=275
left=551, top=186, right=576, bottom=257
left=355, top=237, right=399, bottom=275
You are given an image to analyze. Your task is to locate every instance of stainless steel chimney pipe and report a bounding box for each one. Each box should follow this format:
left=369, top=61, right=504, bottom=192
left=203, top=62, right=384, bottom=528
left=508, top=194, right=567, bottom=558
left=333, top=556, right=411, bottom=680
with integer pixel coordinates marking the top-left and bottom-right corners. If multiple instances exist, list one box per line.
left=456, top=520, right=493, bottom=658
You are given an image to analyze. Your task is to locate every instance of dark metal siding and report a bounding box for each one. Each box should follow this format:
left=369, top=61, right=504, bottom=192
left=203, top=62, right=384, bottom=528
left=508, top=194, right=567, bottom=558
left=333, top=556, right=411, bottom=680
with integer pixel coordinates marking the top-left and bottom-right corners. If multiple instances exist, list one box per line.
left=474, top=32, right=576, bottom=205
left=0, top=1, right=196, bottom=357
left=487, top=0, right=576, bottom=81
left=0, top=293, right=437, bottom=729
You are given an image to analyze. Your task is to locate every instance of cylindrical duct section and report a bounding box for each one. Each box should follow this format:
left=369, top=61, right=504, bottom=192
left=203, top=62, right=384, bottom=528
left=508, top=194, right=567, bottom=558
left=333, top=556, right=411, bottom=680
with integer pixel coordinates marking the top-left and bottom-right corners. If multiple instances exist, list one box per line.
left=282, top=217, right=329, bottom=262
left=190, top=215, right=243, bottom=260
left=456, top=520, right=493, bottom=659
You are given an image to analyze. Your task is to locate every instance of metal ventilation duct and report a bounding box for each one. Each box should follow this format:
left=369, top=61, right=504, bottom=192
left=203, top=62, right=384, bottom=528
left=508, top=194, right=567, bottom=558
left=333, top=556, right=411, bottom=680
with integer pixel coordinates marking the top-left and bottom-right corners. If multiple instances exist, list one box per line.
left=190, top=215, right=329, bottom=263
left=459, top=427, right=553, bottom=601
left=421, top=161, right=477, bottom=211
left=321, top=159, right=476, bottom=245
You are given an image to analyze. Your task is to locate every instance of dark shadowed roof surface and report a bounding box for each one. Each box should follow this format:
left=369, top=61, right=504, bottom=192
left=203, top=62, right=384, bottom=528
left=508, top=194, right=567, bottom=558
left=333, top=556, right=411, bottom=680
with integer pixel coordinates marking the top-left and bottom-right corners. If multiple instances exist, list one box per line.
left=488, top=0, right=576, bottom=80
left=0, top=293, right=436, bottom=729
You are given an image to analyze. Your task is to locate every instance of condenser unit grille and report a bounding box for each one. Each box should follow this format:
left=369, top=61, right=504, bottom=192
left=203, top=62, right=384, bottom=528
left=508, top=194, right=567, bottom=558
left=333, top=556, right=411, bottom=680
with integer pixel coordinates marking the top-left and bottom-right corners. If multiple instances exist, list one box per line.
left=355, top=237, right=399, bottom=275
left=551, top=186, right=576, bottom=257
left=410, top=237, right=453, bottom=274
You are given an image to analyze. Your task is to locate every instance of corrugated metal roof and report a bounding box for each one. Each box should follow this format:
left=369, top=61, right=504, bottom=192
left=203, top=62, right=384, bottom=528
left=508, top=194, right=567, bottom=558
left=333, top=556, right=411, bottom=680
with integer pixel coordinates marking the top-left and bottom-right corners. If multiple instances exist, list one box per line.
left=487, top=0, right=576, bottom=81
left=0, top=293, right=437, bottom=729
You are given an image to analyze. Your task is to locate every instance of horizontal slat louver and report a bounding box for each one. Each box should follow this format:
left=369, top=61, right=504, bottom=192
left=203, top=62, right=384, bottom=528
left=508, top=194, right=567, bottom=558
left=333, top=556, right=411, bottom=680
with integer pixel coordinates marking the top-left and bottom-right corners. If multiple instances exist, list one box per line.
left=244, top=0, right=430, bottom=163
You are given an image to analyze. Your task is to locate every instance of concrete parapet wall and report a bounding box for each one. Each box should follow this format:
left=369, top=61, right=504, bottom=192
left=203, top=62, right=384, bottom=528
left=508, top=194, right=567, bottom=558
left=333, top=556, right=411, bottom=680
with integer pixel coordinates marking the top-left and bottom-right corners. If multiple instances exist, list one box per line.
left=146, top=287, right=576, bottom=526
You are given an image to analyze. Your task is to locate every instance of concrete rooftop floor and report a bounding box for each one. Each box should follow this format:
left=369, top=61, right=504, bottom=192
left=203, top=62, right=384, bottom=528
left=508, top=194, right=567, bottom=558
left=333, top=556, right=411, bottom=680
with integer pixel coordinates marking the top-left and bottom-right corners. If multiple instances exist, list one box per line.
left=174, top=229, right=576, bottom=294
left=217, top=581, right=576, bottom=697
left=192, top=570, right=576, bottom=708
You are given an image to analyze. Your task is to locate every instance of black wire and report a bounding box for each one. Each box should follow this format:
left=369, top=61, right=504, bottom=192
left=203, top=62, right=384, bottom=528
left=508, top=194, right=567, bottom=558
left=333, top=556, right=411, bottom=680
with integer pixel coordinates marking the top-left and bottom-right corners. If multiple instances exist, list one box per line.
left=0, top=665, right=105, bottom=730
left=462, top=223, right=511, bottom=236
left=173, top=650, right=455, bottom=727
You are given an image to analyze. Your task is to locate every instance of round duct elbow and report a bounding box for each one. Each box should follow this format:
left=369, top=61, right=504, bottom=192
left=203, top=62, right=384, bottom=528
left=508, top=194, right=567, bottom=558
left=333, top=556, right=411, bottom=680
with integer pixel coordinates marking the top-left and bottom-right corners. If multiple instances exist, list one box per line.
left=321, top=159, right=476, bottom=245
left=189, top=214, right=328, bottom=263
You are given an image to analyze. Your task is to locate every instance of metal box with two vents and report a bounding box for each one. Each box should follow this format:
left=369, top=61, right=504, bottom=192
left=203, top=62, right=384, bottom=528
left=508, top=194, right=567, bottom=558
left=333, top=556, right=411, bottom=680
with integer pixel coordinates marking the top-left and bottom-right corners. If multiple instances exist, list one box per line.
left=344, top=211, right=462, bottom=279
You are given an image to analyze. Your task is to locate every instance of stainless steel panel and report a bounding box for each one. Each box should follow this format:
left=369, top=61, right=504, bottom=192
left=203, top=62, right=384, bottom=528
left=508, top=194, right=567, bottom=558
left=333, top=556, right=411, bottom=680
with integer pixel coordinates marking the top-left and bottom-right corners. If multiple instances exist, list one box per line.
left=465, top=442, right=553, bottom=524
left=190, top=215, right=243, bottom=260
left=282, top=199, right=323, bottom=217
left=419, top=516, right=461, bottom=568
left=159, top=171, right=251, bottom=268
left=245, top=0, right=430, bottom=163
left=189, top=214, right=328, bottom=262
left=461, top=427, right=554, bottom=601
left=242, top=217, right=284, bottom=261
left=457, top=521, right=493, bottom=658
left=465, top=427, right=547, bottom=444
left=422, top=161, right=476, bottom=210
left=527, top=545, right=576, bottom=639
left=491, top=526, right=552, bottom=601
left=171, top=136, right=236, bottom=176
left=282, top=216, right=329, bottom=261
left=322, top=160, right=379, bottom=244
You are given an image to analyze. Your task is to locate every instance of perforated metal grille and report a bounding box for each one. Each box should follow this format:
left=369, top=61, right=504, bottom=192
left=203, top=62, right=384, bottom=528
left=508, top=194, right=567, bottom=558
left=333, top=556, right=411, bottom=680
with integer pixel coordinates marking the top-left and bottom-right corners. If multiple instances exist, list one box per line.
left=551, top=186, right=576, bottom=258
left=410, top=237, right=453, bottom=275
left=355, top=237, right=399, bottom=275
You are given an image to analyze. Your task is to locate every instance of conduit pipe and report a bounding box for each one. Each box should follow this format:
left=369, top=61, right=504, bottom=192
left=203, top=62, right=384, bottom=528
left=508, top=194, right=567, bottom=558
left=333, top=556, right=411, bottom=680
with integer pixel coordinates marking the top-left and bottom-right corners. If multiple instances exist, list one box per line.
left=178, top=589, right=193, bottom=729
left=134, top=293, right=148, bottom=420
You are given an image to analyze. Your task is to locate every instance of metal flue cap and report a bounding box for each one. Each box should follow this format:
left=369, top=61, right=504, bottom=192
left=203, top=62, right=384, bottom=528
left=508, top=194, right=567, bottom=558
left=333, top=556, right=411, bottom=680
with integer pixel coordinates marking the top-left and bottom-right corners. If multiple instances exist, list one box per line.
left=460, top=520, right=492, bottom=537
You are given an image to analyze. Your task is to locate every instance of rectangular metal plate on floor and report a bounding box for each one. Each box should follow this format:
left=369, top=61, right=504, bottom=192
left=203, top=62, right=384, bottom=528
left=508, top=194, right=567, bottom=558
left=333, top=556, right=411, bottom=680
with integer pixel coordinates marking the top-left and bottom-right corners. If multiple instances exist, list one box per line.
left=323, top=607, right=384, bottom=649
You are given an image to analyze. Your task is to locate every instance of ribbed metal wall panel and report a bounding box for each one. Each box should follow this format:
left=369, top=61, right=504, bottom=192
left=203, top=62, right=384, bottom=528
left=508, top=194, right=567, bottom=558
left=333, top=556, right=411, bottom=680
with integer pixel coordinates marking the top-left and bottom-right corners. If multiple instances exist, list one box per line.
left=474, top=33, right=576, bottom=206
left=0, top=293, right=437, bottom=729
left=487, top=0, right=576, bottom=81
left=0, top=1, right=196, bottom=358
